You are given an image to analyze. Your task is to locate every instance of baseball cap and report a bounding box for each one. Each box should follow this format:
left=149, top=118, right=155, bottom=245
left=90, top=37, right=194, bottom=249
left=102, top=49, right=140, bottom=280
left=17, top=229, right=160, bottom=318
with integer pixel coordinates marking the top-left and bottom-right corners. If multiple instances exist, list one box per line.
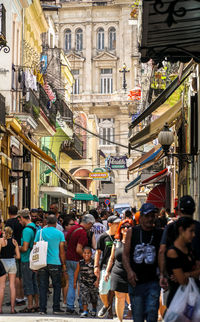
left=107, top=215, right=121, bottom=224
left=178, top=195, right=195, bottom=214
left=140, top=203, right=156, bottom=215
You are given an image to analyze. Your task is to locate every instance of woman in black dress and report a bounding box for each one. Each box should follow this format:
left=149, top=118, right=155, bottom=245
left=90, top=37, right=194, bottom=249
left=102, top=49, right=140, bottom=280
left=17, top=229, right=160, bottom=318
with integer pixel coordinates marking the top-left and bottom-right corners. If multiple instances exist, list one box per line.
left=105, top=219, right=133, bottom=321
left=166, top=217, right=200, bottom=307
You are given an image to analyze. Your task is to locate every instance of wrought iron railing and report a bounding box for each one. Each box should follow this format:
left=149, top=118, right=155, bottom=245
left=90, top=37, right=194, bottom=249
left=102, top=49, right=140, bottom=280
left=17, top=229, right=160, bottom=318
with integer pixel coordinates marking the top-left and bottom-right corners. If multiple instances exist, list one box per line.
left=73, top=133, right=83, bottom=156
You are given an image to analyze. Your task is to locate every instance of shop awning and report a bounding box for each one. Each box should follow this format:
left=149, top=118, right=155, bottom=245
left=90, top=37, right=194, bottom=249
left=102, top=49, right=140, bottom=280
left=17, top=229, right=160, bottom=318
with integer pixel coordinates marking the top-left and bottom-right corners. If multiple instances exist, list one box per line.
left=40, top=186, right=75, bottom=198
left=6, top=120, right=56, bottom=168
left=128, top=145, right=160, bottom=172
left=73, top=193, right=99, bottom=202
left=147, top=183, right=166, bottom=209
left=129, top=100, right=182, bottom=149
left=140, top=1, right=200, bottom=64
left=141, top=168, right=169, bottom=186
left=125, top=175, right=141, bottom=193
left=129, top=60, right=195, bottom=130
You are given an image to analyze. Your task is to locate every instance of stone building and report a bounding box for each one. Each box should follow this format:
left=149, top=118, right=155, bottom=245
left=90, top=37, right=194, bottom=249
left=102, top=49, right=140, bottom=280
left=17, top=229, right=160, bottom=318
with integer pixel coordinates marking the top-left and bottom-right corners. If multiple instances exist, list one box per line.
left=41, top=0, right=138, bottom=205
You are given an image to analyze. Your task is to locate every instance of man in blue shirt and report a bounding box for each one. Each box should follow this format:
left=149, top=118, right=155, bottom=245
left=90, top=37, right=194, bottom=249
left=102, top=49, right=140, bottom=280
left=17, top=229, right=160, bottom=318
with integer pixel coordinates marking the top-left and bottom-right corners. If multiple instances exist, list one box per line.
left=19, top=209, right=39, bottom=313
left=34, top=214, right=66, bottom=315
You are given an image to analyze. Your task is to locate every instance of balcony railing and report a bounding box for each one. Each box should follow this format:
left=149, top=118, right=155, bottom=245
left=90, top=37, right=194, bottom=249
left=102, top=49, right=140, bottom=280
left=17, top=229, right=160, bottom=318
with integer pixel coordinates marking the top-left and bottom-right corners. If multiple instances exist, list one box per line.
left=59, top=99, right=73, bottom=126
left=0, top=4, right=6, bottom=40
left=0, top=93, right=5, bottom=126
left=61, top=133, right=83, bottom=159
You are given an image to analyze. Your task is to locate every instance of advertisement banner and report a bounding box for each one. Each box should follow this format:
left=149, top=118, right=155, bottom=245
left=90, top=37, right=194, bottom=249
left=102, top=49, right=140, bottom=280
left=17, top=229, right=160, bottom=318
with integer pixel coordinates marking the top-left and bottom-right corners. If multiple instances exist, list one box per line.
left=107, top=156, right=127, bottom=169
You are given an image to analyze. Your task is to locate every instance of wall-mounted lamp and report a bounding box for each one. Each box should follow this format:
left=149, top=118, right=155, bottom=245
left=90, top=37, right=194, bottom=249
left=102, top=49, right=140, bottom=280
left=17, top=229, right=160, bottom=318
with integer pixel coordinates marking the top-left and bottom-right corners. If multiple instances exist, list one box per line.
left=158, top=123, right=194, bottom=163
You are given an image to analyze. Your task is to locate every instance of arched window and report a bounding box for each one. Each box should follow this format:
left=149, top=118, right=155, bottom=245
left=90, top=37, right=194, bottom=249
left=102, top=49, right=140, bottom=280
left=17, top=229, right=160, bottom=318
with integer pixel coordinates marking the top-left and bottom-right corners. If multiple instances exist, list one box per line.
left=76, top=28, right=83, bottom=51
left=97, top=28, right=104, bottom=50
left=65, top=29, right=71, bottom=51
left=109, top=27, right=116, bottom=50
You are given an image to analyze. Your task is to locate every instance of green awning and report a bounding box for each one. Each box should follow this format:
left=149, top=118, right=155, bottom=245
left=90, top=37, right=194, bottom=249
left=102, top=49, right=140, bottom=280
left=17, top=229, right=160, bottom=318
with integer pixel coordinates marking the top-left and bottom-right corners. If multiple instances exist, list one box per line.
left=73, top=193, right=99, bottom=202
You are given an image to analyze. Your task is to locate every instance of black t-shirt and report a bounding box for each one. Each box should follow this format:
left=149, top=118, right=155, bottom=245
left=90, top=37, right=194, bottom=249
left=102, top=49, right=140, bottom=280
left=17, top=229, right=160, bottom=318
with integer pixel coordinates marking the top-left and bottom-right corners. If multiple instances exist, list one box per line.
left=5, top=217, right=23, bottom=246
left=160, top=220, right=200, bottom=261
left=129, top=225, right=163, bottom=284
left=97, top=232, right=114, bottom=270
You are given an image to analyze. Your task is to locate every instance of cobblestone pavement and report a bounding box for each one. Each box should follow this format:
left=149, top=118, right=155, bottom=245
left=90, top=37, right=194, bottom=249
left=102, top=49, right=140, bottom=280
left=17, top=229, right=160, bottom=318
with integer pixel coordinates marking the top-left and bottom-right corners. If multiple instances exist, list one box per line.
left=1, top=280, right=133, bottom=321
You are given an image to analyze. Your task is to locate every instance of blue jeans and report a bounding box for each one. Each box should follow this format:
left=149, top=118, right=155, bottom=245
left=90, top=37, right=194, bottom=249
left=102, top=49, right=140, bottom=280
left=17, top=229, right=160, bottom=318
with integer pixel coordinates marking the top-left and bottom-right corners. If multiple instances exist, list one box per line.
left=66, top=260, right=78, bottom=310
left=21, top=262, right=38, bottom=296
left=128, top=280, right=160, bottom=322
left=38, top=264, right=62, bottom=312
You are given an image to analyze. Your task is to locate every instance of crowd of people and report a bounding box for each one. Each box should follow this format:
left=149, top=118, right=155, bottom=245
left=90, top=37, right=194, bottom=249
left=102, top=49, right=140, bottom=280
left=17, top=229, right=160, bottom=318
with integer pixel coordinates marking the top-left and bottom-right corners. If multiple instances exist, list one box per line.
left=0, top=196, right=199, bottom=321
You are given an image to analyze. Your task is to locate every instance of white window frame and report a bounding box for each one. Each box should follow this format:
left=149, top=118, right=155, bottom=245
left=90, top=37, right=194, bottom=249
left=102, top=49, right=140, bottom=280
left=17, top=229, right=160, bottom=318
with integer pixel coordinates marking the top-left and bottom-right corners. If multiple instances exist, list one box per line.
left=109, top=27, right=116, bottom=50
left=99, top=119, right=115, bottom=146
left=65, top=29, right=71, bottom=51
left=76, top=28, right=83, bottom=51
left=100, top=69, right=113, bottom=94
left=97, top=28, right=104, bottom=50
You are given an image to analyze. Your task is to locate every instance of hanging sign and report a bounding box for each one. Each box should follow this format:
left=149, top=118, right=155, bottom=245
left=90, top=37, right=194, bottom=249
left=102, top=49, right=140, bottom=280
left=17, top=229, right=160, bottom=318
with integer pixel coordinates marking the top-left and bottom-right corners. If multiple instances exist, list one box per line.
left=89, top=168, right=109, bottom=180
left=107, top=156, right=128, bottom=169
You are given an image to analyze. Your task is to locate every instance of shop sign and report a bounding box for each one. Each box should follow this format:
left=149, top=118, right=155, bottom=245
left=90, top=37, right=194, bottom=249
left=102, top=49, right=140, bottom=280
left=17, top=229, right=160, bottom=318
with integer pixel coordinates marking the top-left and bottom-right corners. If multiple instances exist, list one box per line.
left=89, top=168, right=109, bottom=180
left=107, top=156, right=127, bottom=169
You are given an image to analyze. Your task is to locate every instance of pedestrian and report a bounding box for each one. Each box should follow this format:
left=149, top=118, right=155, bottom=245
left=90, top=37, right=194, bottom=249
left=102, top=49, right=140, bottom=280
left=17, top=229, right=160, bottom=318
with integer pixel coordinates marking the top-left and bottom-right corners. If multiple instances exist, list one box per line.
left=5, top=205, right=25, bottom=306
left=18, top=209, right=39, bottom=313
left=0, top=259, right=6, bottom=314
left=100, top=210, right=108, bottom=229
left=74, top=246, right=99, bottom=318
left=165, top=216, right=200, bottom=307
left=65, top=213, right=95, bottom=315
left=94, top=215, right=121, bottom=319
left=123, top=203, right=163, bottom=322
left=105, top=219, right=133, bottom=321
left=34, top=214, right=66, bottom=315
left=0, top=226, right=20, bottom=314
left=159, top=195, right=200, bottom=291
left=90, top=209, right=106, bottom=243
left=49, top=204, right=63, bottom=231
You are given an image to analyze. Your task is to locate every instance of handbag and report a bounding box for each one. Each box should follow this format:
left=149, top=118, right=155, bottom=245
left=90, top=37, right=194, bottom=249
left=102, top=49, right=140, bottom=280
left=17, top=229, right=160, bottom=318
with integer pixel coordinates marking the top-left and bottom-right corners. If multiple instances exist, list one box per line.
left=164, top=278, right=200, bottom=322
left=29, top=229, right=48, bottom=270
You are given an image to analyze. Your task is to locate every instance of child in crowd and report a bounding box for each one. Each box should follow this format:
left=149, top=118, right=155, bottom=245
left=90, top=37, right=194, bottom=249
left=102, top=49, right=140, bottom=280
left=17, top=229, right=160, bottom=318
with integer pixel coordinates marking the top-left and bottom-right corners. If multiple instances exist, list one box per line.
left=74, top=246, right=99, bottom=318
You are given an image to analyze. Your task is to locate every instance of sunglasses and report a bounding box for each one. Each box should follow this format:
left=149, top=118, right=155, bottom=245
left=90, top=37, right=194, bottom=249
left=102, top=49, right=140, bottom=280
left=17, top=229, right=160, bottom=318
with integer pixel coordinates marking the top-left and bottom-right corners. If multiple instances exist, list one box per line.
left=121, top=225, right=131, bottom=229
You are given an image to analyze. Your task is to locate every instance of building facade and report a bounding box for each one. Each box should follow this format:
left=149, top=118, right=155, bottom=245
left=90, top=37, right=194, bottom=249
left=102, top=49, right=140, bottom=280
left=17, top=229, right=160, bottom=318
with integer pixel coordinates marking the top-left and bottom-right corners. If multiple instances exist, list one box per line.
left=46, top=0, right=138, bottom=205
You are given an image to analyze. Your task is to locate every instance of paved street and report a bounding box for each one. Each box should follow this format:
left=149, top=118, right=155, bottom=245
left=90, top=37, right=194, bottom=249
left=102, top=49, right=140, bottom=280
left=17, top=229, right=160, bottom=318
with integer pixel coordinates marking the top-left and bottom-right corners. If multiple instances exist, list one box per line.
left=1, top=281, right=132, bottom=321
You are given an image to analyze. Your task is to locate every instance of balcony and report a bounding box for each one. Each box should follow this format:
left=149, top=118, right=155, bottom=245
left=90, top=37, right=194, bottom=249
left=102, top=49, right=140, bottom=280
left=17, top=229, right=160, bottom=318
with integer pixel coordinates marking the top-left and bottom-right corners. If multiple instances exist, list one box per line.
left=61, top=133, right=83, bottom=159
left=0, top=93, right=6, bottom=126
left=55, top=98, right=73, bottom=128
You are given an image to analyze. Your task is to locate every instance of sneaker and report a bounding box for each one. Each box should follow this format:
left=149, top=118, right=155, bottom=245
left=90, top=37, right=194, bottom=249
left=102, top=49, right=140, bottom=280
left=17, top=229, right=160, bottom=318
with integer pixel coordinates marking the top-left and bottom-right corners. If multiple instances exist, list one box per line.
left=39, top=311, right=47, bottom=315
left=53, top=309, right=65, bottom=315
left=90, top=310, right=97, bottom=317
left=80, top=311, right=88, bottom=318
left=98, top=305, right=111, bottom=318
left=66, top=308, right=75, bottom=315
left=62, top=303, right=67, bottom=308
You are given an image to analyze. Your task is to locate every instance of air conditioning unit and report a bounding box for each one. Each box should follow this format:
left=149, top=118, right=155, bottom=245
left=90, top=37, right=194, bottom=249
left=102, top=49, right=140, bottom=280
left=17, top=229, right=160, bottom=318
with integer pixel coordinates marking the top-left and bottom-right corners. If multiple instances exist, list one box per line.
left=45, top=175, right=52, bottom=186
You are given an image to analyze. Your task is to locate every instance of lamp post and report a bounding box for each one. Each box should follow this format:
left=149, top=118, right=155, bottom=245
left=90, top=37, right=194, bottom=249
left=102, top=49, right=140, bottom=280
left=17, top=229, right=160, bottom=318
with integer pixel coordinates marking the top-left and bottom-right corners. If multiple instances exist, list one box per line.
left=119, top=63, right=130, bottom=92
left=158, top=123, right=194, bottom=162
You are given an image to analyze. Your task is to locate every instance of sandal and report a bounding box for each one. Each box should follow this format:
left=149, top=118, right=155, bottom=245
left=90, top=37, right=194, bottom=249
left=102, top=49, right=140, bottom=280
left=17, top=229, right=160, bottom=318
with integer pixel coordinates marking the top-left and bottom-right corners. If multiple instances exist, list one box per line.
left=11, top=310, right=17, bottom=314
left=33, top=307, right=40, bottom=312
left=19, top=307, right=34, bottom=313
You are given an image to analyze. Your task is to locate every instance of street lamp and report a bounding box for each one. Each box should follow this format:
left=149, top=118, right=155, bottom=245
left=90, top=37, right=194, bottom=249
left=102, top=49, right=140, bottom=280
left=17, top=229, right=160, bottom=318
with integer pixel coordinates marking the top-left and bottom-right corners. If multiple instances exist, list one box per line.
left=119, top=63, right=130, bottom=92
left=158, top=123, right=194, bottom=162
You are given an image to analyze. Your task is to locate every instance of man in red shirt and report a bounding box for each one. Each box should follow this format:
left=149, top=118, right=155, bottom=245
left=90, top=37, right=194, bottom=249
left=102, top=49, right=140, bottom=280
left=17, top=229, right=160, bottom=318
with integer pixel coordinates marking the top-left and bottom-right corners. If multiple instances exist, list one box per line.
left=65, top=213, right=95, bottom=315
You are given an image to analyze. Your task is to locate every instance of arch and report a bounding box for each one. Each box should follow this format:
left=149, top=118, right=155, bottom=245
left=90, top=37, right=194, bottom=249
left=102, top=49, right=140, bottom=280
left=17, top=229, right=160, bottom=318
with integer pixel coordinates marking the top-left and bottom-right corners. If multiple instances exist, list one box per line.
left=71, top=168, right=92, bottom=190
left=108, top=27, right=116, bottom=50
left=97, top=27, right=105, bottom=50
left=64, top=29, right=72, bottom=51
left=75, top=28, right=83, bottom=51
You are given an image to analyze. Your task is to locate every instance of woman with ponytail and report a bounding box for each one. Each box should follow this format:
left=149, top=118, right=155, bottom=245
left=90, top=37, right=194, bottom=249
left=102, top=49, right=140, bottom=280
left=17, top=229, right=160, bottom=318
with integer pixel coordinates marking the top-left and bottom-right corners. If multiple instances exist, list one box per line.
left=0, top=226, right=20, bottom=313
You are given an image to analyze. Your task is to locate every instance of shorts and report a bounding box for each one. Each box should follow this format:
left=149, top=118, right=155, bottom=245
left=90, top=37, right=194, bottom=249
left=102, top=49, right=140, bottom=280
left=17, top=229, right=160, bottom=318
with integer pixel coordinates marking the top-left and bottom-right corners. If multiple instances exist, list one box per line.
left=1, top=258, right=17, bottom=274
left=0, top=260, right=6, bottom=277
left=21, top=261, right=39, bottom=296
left=16, top=259, right=22, bottom=279
left=99, top=269, right=111, bottom=295
left=80, top=284, right=98, bottom=305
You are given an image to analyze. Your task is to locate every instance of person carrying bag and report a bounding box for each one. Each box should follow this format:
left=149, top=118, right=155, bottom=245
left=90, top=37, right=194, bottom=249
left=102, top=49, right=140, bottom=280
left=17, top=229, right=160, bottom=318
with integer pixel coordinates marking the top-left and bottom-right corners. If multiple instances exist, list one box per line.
left=30, top=229, right=48, bottom=270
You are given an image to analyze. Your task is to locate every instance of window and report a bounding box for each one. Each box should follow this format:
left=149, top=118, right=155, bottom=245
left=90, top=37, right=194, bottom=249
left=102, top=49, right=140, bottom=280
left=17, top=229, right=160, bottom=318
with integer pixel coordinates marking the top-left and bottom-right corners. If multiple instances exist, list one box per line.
left=75, top=28, right=83, bottom=51
left=99, top=119, right=115, bottom=146
left=65, top=29, right=71, bottom=51
left=109, top=27, right=116, bottom=50
left=97, top=28, right=104, bottom=50
left=72, top=69, right=80, bottom=94
left=100, top=69, right=113, bottom=94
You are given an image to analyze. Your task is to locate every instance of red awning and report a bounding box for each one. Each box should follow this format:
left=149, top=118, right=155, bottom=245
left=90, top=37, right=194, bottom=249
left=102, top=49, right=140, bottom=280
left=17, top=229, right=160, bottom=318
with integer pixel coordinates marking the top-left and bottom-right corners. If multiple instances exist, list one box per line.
left=141, top=168, right=168, bottom=186
left=147, top=183, right=166, bottom=209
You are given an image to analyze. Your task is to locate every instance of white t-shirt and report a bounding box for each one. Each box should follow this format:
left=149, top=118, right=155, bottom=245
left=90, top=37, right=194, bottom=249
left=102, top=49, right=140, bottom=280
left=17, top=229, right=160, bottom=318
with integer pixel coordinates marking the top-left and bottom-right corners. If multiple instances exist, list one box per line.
left=91, top=222, right=106, bottom=242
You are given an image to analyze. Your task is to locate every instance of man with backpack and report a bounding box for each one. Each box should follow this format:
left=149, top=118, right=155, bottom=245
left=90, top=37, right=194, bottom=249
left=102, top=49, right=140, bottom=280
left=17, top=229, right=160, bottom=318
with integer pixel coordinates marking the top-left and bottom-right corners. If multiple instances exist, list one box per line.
left=18, top=209, right=39, bottom=313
